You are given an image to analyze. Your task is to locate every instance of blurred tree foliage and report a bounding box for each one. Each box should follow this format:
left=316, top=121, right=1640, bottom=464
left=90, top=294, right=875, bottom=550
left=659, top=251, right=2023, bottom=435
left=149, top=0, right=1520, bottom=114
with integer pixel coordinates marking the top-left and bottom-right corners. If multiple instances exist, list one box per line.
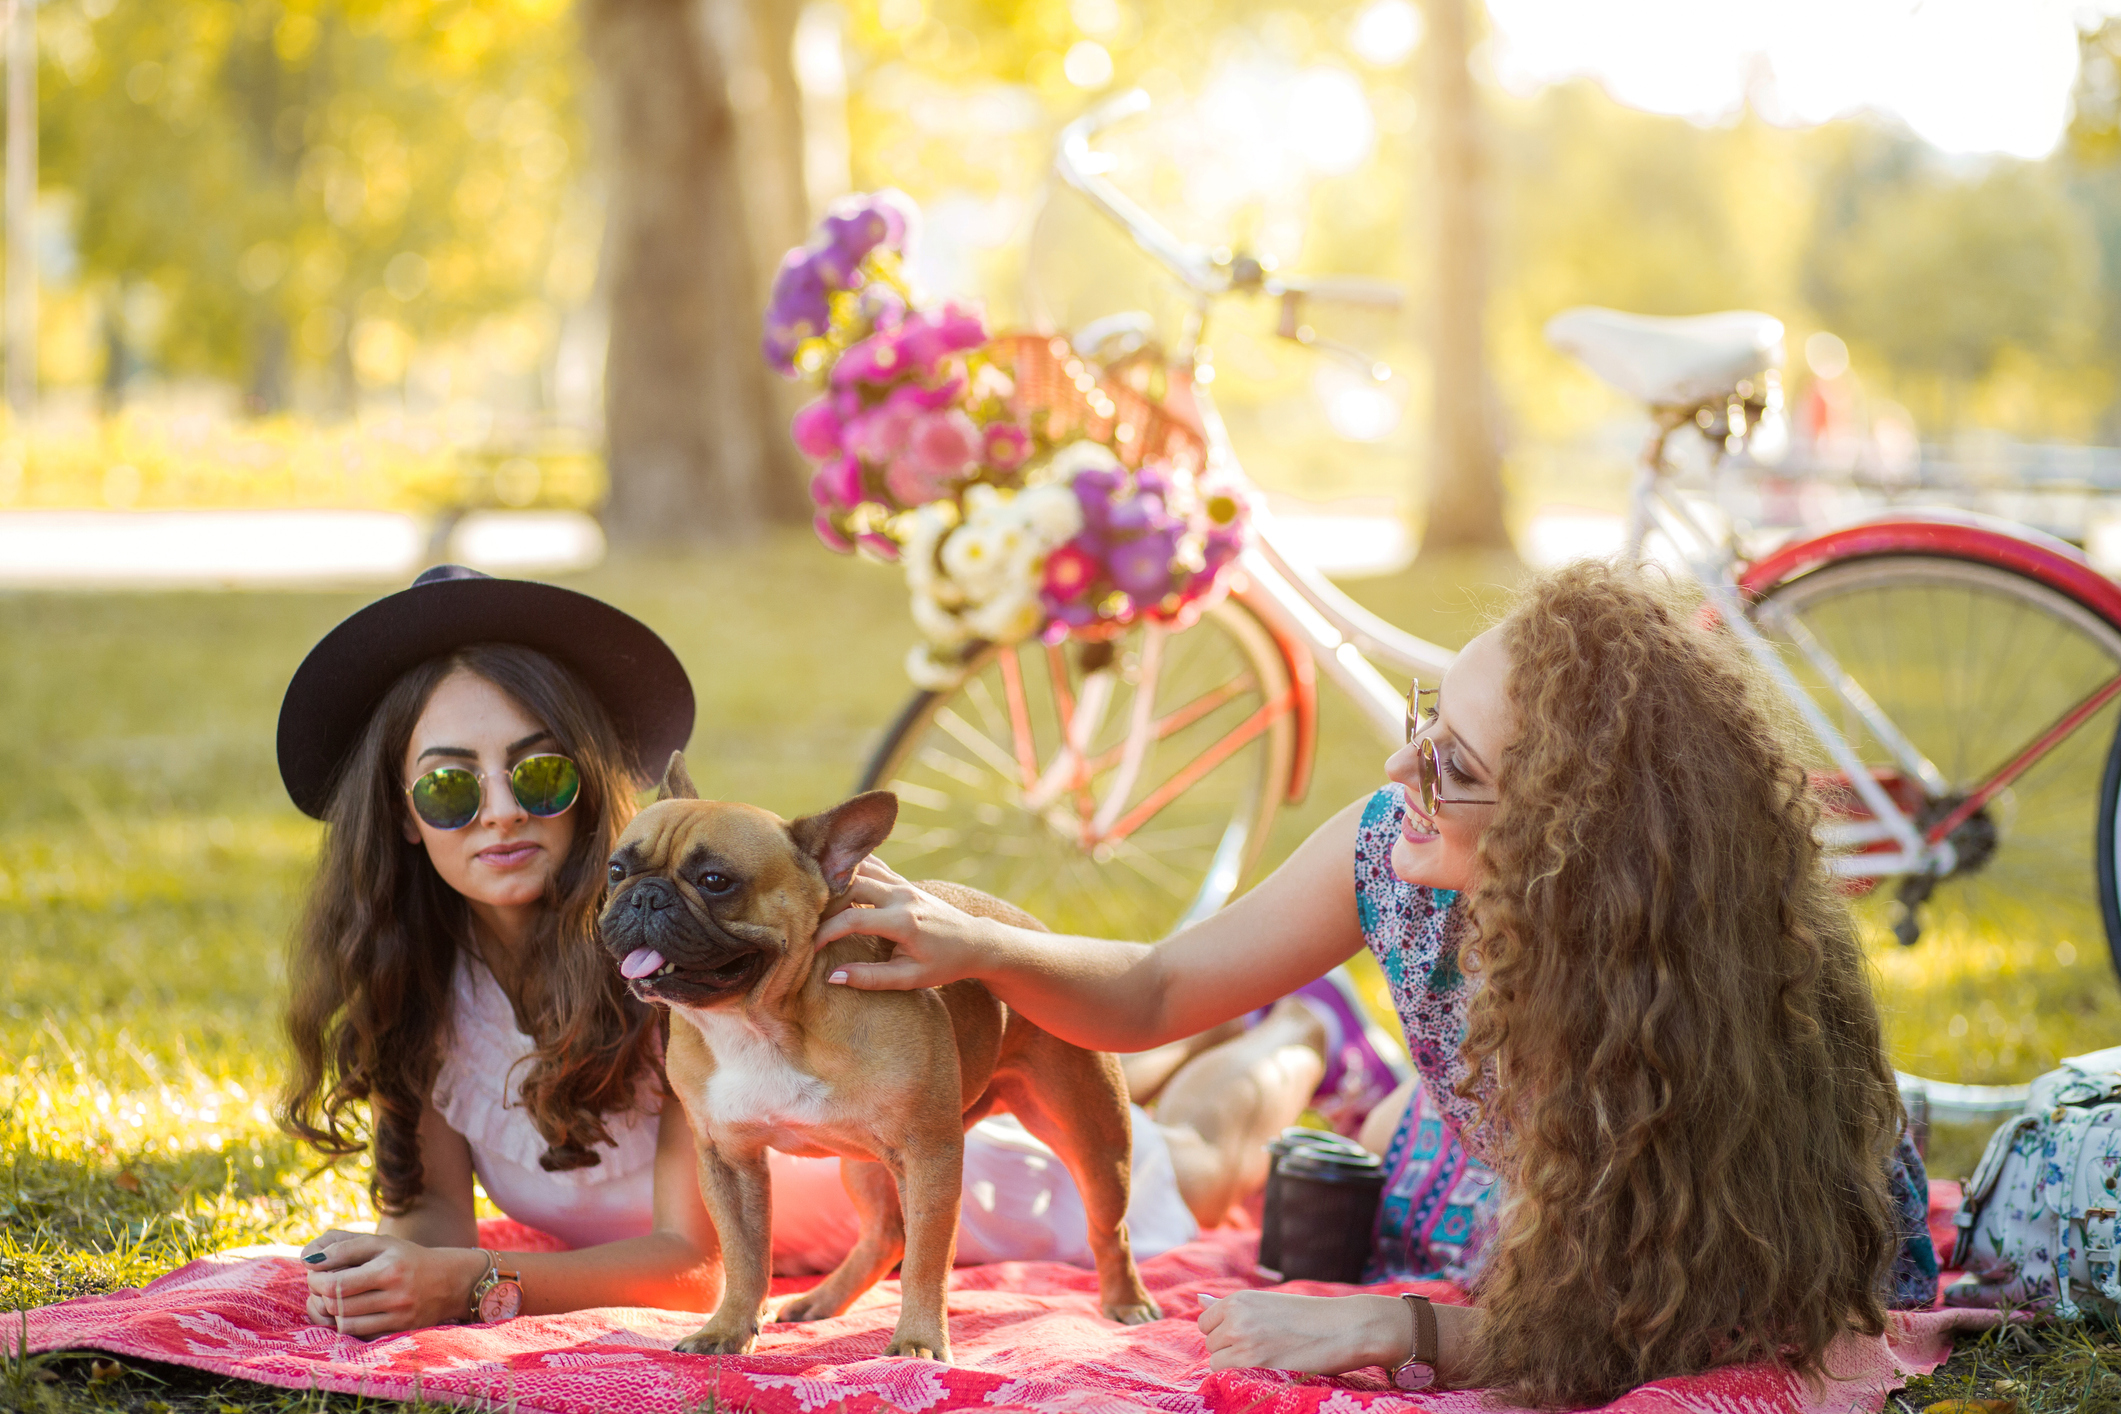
left=28, top=0, right=2121, bottom=536
left=43, top=0, right=589, bottom=415
left=44, top=0, right=590, bottom=413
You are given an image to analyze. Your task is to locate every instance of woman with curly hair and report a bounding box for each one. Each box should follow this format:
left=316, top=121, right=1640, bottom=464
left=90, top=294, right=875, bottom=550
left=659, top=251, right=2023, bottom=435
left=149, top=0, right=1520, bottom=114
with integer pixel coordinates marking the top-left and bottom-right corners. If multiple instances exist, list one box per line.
left=819, top=559, right=1935, bottom=1409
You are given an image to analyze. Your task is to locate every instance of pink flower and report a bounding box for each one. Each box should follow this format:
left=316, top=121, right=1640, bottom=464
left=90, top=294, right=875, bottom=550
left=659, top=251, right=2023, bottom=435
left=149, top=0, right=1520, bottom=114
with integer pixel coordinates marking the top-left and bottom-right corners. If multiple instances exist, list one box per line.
left=790, top=399, right=843, bottom=460
left=982, top=422, right=1031, bottom=471
left=904, top=409, right=981, bottom=478
left=813, top=514, right=854, bottom=553
left=856, top=531, right=900, bottom=562
left=1042, top=543, right=1100, bottom=603
left=889, top=376, right=967, bottom=412
left=842, top=401, right=917, bottom=464
left=885, top=460, right=955, bottom=506
left=900, top=303, right=988, bottom=368
left=809, top=455, right=864, bottom=511
left=833, top=327, right=912, bottom=386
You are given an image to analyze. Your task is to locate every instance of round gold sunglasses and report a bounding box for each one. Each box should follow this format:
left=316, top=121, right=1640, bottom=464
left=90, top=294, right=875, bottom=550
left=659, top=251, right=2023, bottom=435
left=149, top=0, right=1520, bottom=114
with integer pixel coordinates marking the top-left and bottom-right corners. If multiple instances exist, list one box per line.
left=1404, top=678, right=1496, bottom=814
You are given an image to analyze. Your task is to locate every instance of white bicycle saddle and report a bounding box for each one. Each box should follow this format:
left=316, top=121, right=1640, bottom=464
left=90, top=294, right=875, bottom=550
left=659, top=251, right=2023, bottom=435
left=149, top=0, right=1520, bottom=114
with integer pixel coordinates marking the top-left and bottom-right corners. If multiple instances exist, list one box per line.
left=1544, top=307, right=1784, bottom=409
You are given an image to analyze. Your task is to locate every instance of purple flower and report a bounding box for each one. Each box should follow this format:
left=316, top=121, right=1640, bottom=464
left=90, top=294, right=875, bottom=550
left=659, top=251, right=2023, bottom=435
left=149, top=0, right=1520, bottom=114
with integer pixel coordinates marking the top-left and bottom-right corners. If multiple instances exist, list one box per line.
left=790, top=398, right=843, bottom=460
left=1072, top=467, right=1124, bottom=529
left=1108, top=531, right=1178, bottom=601
left=1041, top=599, right=1102, bottom=638
left=764, top=250, right=831, bottom=374
left=1106, top=492, right=1168, bottom=535
left=814, top=206, right=894, bottom=286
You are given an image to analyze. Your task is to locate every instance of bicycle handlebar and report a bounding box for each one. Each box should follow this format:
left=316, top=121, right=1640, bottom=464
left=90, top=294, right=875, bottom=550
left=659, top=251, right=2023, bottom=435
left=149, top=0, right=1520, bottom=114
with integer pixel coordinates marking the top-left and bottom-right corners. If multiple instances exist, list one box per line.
left=1055, top=91, right=1405, bottom=317
left=1056, top=91, right=1221, bottom=296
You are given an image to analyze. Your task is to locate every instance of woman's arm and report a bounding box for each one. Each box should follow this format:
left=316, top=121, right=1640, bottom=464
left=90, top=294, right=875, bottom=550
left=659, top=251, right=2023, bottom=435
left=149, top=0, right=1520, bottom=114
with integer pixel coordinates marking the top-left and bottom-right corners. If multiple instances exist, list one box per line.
left=302, top=1098, right=721, bottom=1333
left=1199, top=1290, right=1480, bottom=1386
left=813, top=797, right=1373, bottom=1052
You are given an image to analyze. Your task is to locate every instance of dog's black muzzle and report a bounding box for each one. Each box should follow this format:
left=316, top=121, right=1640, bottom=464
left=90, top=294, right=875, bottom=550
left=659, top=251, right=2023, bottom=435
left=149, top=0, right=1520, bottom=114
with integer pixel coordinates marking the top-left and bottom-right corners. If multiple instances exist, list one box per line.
left=599, top=877, right=769, bottom=1007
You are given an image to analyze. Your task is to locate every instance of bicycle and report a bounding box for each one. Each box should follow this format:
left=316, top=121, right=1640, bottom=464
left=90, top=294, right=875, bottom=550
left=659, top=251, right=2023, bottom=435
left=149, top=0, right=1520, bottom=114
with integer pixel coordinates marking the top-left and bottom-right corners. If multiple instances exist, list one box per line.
left=858, top=91, right=2121, bottom=1124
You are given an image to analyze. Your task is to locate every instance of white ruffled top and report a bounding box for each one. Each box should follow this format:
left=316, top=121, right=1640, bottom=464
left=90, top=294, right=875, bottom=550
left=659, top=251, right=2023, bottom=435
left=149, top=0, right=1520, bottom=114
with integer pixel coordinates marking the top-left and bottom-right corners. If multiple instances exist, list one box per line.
left=431, top=955, right=663, bottom=1250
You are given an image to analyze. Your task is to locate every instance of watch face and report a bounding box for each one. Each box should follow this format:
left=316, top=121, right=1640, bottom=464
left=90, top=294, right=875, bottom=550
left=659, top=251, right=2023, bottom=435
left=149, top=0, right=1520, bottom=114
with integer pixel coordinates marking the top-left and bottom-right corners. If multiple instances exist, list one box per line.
left=478, top=1279, right=523, bottom=1323
left=1392, top=1361, right=1436, bottom=1392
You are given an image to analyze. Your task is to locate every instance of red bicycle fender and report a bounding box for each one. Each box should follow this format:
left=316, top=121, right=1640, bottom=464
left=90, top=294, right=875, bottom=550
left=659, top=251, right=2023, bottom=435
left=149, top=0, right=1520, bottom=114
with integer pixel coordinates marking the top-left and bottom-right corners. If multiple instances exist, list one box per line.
left=1232, top=574, right=1319, bottom=805
left=1739, top=518, right=2121, bottom=625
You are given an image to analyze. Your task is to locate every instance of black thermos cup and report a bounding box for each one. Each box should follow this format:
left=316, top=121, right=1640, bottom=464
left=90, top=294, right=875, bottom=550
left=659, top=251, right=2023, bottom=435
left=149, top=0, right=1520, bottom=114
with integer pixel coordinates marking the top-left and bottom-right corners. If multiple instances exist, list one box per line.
left=1258, top=1127, right=1386, bottom=1282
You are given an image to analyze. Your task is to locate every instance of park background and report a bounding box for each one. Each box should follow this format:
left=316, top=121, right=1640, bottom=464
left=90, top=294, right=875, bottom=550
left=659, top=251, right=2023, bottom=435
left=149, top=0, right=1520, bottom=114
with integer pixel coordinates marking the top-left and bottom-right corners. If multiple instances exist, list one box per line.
left=8, top=0, right=2121, bottom=1406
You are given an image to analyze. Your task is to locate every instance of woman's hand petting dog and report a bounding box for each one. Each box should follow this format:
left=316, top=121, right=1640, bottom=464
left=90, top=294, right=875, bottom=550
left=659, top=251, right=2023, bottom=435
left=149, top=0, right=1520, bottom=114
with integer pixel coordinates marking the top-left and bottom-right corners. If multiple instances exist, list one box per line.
left=1198, top=1291, right=1471, bottom=1383
left=813, top=856, right=999, bottom=991
left=298, top=1229, right=490, bottom=1335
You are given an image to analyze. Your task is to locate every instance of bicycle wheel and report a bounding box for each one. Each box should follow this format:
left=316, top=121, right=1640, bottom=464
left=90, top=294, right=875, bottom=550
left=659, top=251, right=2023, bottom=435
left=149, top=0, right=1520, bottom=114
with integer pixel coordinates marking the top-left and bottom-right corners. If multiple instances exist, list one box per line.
left=1751, top=553, right=2121, bottom=1084
left=859, top=598, right=1298, bottom=940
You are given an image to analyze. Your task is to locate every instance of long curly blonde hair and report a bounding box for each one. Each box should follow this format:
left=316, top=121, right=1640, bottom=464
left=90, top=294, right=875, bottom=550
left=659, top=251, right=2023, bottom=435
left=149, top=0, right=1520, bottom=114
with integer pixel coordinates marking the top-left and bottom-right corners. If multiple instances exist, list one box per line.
left=1458, top=561, right=1902, bottom=1408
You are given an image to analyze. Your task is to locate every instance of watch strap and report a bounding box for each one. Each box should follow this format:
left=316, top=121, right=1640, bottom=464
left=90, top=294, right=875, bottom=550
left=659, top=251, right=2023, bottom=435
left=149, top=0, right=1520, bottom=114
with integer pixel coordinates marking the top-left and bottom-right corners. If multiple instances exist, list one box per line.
left=1404, top=1292, right=1438, bottom=1367
left=468, top=1250, right=499, bottom=1322
left=1388, top=1292, right=1439, bottom=1389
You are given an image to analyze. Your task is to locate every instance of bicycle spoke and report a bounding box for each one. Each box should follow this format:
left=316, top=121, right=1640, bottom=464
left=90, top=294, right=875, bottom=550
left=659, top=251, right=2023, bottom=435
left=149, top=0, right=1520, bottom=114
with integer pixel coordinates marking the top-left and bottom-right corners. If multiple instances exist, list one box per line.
left=1759, top=554, right=2121, bottom=1085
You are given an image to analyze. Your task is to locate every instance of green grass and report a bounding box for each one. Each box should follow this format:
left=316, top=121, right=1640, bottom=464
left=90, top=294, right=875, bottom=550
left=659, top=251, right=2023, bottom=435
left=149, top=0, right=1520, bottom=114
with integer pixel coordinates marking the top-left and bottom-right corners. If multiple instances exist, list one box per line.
left=0, top=534, right=2109, bottom=1409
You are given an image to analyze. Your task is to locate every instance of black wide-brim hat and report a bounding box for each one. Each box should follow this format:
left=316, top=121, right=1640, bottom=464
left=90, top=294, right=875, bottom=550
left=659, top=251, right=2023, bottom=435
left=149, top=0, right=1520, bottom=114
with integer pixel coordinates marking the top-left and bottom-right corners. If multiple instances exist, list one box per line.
left=277, top=565, right=695, bottom=819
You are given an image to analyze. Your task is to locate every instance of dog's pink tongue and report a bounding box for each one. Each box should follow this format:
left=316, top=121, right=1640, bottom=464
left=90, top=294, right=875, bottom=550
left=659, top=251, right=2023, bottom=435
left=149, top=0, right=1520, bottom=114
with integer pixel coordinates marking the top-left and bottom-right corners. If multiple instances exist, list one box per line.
left=620, top=948, right=666, bottom=980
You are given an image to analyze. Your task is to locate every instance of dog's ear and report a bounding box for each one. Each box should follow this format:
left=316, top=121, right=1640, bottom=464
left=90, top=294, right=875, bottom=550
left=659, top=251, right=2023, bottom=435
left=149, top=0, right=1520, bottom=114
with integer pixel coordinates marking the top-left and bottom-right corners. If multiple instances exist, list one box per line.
left=655, top=751, right=699, bottom=802
left=790, top=791, right=898, bottom=894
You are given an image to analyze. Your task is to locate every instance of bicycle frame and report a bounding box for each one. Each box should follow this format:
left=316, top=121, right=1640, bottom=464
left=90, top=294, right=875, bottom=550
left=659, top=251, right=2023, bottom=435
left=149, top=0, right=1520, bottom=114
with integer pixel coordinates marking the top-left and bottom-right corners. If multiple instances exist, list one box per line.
left=1054, top=92, right=1456, bottom=747
left=1048, top=91, right=2121, bottom=1120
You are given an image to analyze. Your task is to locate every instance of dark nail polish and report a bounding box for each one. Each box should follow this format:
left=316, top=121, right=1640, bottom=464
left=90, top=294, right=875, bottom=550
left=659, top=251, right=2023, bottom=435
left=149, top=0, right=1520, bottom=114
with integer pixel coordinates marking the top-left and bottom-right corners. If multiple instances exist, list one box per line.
left=303, top=1252, right=326, bottom=1264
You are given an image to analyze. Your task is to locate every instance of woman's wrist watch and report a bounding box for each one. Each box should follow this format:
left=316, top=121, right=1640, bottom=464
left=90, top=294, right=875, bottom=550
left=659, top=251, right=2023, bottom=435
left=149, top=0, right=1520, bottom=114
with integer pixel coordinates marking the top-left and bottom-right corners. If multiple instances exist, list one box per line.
left=1388, top=1292, right=1439, bottom=1391
left=468, top=1249, right=523, bottom=1323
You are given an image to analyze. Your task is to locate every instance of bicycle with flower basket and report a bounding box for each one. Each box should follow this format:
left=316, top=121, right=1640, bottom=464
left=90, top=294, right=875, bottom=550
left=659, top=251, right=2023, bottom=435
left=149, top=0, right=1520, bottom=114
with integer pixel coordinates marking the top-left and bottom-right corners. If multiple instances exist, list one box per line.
left=764, top=96, right=2121, bottom=1125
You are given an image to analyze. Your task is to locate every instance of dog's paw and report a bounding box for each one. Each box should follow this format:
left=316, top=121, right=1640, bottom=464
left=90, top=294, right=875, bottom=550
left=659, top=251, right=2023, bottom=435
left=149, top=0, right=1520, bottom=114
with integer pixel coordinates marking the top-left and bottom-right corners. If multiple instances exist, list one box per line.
left=883, top=1330, right=951, bottom=1362
left=674, top=1323, right=759, bottom=1356
left=775, top=1291, right=840, bottom=1324
left=1103, top=1300, right=1162, bottom=1326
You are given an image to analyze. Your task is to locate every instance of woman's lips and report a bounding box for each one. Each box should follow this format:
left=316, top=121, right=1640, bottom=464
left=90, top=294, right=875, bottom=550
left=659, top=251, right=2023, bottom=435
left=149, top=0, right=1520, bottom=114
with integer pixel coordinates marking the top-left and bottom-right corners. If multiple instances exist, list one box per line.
left=476, top=841, right=542, bottom=869
left=1396, top=785, right=1440, bottom=844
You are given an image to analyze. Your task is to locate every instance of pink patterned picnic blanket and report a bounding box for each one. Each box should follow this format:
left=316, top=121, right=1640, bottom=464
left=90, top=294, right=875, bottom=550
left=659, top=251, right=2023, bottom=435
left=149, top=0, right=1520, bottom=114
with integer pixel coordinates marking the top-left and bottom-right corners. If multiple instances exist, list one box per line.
left=13, top=1187, right=1993, bottom=1414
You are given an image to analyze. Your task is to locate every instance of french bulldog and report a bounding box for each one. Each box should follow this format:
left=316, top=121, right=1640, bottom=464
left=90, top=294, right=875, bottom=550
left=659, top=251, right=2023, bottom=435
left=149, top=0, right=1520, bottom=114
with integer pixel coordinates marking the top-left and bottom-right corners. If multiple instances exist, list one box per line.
left=598, top=754, right=1160, bottom=1362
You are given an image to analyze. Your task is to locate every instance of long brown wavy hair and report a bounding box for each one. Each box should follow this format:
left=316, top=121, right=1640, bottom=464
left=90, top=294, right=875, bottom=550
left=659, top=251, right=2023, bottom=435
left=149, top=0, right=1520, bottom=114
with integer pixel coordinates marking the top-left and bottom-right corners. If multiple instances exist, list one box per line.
left=1456, top=562, right=1902, bottom=1408
left=278, top=643, right=661, bottom=1214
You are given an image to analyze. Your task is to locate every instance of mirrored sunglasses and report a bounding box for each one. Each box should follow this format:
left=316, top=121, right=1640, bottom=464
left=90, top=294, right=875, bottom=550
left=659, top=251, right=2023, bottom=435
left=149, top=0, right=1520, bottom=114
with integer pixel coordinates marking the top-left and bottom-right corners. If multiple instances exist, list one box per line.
left=406, top=753, right=582, bottom=831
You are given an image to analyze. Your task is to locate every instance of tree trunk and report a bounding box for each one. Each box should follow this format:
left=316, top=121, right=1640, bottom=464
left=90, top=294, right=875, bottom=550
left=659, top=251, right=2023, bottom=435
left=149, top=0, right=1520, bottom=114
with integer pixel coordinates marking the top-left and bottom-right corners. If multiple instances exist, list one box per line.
left=1417, top=0, right=1512, bottom=554
left=583, top=0, right=784, bottom=544
left=708, top=0, right=813, bottom=524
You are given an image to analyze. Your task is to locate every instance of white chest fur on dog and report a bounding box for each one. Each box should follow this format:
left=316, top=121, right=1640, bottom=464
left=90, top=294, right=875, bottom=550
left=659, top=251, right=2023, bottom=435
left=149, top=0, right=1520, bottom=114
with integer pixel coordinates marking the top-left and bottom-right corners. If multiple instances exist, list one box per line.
left=673, top=1006, right=844, bottom=1153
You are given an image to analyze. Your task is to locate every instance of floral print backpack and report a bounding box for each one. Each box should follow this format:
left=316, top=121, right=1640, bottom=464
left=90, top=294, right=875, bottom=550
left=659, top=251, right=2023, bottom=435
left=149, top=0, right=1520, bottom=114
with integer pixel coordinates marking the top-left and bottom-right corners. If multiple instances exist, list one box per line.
left=1946, top=1045, right=2121, bottom=1318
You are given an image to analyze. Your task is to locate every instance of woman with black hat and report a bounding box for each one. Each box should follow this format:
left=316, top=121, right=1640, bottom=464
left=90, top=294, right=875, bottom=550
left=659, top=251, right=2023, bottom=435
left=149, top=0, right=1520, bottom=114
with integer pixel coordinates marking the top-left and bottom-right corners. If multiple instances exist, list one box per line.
left=275, top=565, right=718, bottom=1332
left=269, top=565, right=1347, bottom=1334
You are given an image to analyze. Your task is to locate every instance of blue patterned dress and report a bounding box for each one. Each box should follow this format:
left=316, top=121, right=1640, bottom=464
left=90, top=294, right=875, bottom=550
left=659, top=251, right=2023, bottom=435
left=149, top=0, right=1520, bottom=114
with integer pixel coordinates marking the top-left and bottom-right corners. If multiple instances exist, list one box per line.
left=1354, top=786, right=1939, bottom=1306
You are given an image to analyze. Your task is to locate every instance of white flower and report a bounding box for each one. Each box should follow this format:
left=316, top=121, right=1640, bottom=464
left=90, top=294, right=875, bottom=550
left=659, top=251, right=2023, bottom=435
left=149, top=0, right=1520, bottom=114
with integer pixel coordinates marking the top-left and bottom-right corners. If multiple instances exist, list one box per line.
left=909, top=584, right=972, bottom=648
left=965, top=584, right=1044, bottom=643
left=1018, top=482, right=1085, bottom=542
left=1035, top=439, right=1123, bottom=487
left=905, top=644, right=966, bottom=691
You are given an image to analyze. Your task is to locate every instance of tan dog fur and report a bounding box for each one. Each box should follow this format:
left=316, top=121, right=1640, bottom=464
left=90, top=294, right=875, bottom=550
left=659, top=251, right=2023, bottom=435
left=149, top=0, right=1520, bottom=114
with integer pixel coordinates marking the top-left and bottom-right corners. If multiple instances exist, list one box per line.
left=598, top=754, right=1159, bottom=1361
